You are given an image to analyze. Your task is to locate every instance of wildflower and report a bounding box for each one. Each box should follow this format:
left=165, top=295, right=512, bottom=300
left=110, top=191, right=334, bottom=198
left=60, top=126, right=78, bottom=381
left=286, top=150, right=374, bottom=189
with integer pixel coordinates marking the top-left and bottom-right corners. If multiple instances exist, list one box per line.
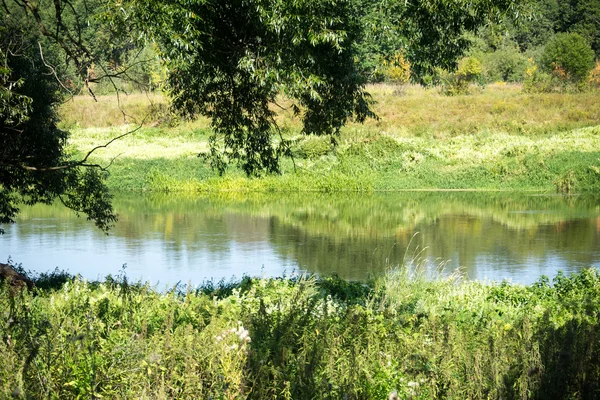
left=236, top=326, right=251, bottom=343
left=407, top=381, right=419, bottom=388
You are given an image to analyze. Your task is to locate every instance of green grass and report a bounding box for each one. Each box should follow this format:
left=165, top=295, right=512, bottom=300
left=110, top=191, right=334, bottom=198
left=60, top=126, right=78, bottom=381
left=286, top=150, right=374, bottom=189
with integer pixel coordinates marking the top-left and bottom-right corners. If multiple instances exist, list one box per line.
left=2, top=268, right=599, bottom=399
left=67, top=125, right=600, bottom=193
left=61, top=83, right=600, bottom=193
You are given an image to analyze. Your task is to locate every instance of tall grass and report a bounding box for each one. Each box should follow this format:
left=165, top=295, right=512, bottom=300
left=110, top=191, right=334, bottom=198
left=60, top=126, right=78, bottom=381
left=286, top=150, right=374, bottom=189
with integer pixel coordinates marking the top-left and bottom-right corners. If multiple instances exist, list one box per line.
left=1, top=268, right=599, bottom=399
left=59, top=84, right=600, bottom=136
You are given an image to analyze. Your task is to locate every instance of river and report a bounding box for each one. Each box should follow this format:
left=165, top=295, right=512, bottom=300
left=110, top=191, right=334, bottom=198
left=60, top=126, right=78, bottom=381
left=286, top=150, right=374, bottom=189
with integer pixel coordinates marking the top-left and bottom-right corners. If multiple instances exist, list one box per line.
left=2, top=192, right=599, bottom=285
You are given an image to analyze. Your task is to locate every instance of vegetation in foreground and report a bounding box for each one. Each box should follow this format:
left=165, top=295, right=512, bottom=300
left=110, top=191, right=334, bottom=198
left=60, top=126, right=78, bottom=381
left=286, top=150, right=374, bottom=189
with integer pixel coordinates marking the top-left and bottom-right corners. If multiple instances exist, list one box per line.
left=62, top=84, right=600, bottom=193
left=2, top=267, right=599, bottom=399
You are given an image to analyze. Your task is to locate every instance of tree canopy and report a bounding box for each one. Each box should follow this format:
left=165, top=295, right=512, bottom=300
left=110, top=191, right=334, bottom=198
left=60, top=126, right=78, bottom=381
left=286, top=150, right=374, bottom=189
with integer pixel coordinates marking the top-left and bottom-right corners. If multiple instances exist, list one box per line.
left=1, top=0, right=520, bottom=231
left=1, top=3, right=117, bottom=232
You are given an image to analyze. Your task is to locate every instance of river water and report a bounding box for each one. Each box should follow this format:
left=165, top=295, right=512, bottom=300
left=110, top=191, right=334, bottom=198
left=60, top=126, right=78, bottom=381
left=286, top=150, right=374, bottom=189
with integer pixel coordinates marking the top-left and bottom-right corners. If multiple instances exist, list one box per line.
left=2, top=192, right=599, bottom=285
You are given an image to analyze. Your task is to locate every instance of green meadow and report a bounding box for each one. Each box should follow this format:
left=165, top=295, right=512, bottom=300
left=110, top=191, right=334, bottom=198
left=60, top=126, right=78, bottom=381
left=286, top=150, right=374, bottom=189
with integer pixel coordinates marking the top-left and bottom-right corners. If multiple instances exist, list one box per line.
left=61, top=84, right=600, bottom=194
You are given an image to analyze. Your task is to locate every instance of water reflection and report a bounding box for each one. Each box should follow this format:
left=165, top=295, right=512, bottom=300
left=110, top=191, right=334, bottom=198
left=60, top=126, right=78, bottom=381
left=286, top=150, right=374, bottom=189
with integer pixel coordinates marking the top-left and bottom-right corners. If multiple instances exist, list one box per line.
left=2, top=192, right=599, bottom=284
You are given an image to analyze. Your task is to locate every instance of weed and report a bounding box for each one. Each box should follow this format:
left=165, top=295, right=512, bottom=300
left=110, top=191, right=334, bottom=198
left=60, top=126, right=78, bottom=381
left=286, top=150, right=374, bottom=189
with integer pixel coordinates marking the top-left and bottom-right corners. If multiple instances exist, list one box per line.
left=1, top=270, right=599, bottom=398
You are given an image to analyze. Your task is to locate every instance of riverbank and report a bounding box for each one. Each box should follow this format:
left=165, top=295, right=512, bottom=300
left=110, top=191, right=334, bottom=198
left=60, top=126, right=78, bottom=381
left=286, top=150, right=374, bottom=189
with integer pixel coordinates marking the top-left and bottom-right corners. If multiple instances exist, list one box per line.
left=2, top=268, right=599, bottom=398
left=62, top=84, right=600, bottom=193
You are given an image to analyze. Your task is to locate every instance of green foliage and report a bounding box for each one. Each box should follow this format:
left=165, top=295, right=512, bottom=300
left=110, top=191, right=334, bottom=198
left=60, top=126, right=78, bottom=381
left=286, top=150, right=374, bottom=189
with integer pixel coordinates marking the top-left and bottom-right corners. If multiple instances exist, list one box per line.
left=541, top=32, right=595, bottom=84
left=554, top=0, right=600, bottom=57
left=1, top=269, right=600, bottom=398
left=355, top=0, right=520, bottom=83
left=291, top=136, right=334, bottom=160
left=0, top=18, right=116, bottom=231
left=439, top=56, right=484, bottom=95
left=381, top=52, right=412, bottom=85
left=523, top=58, right=557, bottom=93
left=479, top=46, right=529, bottom=83
left=506, top=0, right=559, bottom=51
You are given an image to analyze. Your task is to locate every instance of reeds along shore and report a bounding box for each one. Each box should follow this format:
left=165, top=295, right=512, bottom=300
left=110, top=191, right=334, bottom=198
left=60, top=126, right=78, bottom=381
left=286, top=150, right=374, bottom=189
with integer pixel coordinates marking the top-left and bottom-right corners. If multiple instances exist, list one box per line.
left=1, top=268, right=599, bottom=399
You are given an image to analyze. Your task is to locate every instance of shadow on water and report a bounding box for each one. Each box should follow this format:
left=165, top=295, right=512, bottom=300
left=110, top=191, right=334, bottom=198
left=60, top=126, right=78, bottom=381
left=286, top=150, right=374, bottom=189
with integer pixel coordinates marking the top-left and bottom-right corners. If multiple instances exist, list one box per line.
left=2, top=191, right=600, bottom=283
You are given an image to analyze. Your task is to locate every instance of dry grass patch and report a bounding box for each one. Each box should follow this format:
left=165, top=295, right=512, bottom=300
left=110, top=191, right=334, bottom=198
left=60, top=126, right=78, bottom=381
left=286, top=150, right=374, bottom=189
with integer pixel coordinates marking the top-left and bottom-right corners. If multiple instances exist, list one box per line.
left=59, top=84, right=600, bottom=138
left=358, top=83, right=600, bottom=137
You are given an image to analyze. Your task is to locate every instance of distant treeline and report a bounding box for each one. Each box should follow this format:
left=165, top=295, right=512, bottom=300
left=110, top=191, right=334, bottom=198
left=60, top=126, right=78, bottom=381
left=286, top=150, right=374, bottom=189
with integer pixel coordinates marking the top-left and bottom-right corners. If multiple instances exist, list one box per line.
left=14, top=0, right=600, bottom=95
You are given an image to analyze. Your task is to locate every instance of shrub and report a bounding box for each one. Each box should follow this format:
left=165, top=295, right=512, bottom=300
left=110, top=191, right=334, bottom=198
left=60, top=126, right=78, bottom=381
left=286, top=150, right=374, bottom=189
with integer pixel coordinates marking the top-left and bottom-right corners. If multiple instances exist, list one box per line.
left=292, top=135, right=333, bottom=159
left=480, top=47, right=528, bottom=83
left=439, top=56, right=484, bottom=95
left=382, top=52, right=411, bottom=85
left=541, top=33, right=595, bottom=85
left=523, top=58, right=556, bottom=93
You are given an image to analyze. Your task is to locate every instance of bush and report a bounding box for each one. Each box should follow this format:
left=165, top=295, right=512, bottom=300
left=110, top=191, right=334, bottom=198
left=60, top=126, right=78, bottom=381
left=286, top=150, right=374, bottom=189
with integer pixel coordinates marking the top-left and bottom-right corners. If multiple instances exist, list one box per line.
left=480, top=47, right=528, bottom=83
left=439, top=56, right=484, bottom=95
left=292, top=135, right=333, bottom=159
left=541, top=33, right=595, bottom=85
left=382, top=52, right=411, bottom=85
left=523, top=58, right=556, bottom=93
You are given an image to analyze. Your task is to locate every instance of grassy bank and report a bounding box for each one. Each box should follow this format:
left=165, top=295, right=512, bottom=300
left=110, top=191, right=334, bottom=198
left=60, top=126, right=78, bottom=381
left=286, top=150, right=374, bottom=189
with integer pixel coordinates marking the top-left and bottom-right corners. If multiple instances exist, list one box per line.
left=67, top=124, right=600, bottom=193
left=62, top=84, right=600, bottom=193
left=2, top=269, right=600, bottom=399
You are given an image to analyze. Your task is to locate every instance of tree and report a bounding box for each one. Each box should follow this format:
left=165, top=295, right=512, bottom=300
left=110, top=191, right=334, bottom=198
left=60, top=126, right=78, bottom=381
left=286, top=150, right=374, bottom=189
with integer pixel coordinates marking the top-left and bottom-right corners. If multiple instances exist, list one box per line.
left=541, top=32, right=595, bottom=83
left=0, top=1, right=125, bottom=232
left=555, top=0, right=600, bottom=57
left=359, top=0, right=520, bottom=82
left=509, top=0, right=559, bottom=51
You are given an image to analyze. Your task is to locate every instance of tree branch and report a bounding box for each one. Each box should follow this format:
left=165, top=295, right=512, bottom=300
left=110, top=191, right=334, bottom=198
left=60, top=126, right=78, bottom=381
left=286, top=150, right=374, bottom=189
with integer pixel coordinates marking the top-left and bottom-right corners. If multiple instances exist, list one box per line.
left=38, top=42, right=73, bottom=96
left=1, top=120, right=146, bottom=172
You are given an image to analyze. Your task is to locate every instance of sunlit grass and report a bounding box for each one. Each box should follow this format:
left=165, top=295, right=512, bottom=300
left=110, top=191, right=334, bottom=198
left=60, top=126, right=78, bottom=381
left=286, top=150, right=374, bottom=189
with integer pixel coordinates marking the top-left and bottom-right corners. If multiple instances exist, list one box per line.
left=362, top=83, right=600, bottom=137
left=59, top=83, right=600, bottom=135
left=61, top=84, right=600, bottom=193
left=67, top=125, right=210, bottom=160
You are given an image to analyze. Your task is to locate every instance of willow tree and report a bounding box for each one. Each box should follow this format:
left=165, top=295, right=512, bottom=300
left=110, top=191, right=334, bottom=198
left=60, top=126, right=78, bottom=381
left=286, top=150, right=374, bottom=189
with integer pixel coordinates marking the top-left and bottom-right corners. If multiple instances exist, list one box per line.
left=115, top=0, right=376, bottom=175
left=1, top=0, right=520, bottom=231
left=1, top=1, right=120, bottom=232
